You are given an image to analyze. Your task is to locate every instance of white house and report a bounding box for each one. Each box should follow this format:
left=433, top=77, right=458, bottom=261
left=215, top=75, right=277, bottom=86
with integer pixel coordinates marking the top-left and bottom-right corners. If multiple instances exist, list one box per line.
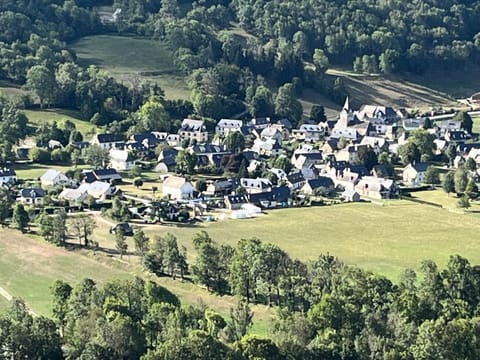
left=58, top=187, right=88, bottom=203
left=402, top=162, right=429, bottom=185
left=178, top=119, right=208, bottom=143
left=91, top=133, right=124, bottom=150
left=109, top=149, right=135, bottom=171
left=162, top=175, right=194, bottom=200
left=215, top=119, right=243, bottom=136
left=76, top=181, right=113, bottom=201
left=18, top=188, right=45, bottom=205
left=40, top=169, right=73, bottom=187
left=0, top=168, right=16, bottom=185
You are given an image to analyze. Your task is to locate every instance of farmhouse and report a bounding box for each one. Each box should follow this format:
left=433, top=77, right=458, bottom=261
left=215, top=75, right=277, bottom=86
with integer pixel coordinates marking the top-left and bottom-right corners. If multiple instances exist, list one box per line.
left=58, top=187, right=88, bottom=203
left=0, top=168, right=16, bottom=185
left=402, top=162, right=429, bottom=185
left=163, top=176, right=194, bottom=200
left=215, top=119, right=243, bottom=136
left=92, top=169, right=123, bottom=183
left=355, top=176, right=396, bottom=199
left=224, top=194, right=249, bottom=210
left=40, top=169, right=73, bottom=187
left=301, top=177, right=335, bottom=195
left=240, top=177, right=272, bottom=194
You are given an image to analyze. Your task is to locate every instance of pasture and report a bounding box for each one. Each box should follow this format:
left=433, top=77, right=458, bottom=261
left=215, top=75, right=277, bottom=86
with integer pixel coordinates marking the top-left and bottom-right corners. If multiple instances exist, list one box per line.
left=142, top=201, right=480, bottom=281
left=71, top=35, right=191, bottom=100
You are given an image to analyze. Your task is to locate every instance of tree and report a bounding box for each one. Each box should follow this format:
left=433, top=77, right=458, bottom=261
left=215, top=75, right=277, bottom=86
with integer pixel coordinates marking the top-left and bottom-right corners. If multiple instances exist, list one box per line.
left=51, top=280, right=72, bottom=336
left=312, top=49, right=329, bottom=74
left=133, top=177, right=143, bottom=189
left=410, top=129, right=436, bottom=159
left=28, top=147, right=51, bottom=163
left=454, top=166, right=468, bottom=194
left=442, top=171, right=455, bottom=195
left=12, top=203, right=29, bottom=233
left=176, top=149, right=197, bottom=175
left=445, top=143, right=457, bottom=167
left=224, top=300, right=253, bottom=342
left=465, top=158, right=477, bottom=172
left=0, top=187, right=14, bottom=226
left=129, top=165, right=142, bottom=178
left=249, top=86, right=274, bottom=118
left=195, top=179, right=207, bottom=193
left=135, top=99, right=170, bottom=132
left=425, top=166, right=440, bottom=185
left=310, top=105, right=327, bottom=122
left=465, top=178, right=478, bottom=199
left=67, top=215, right=96, bottom=247
left=355, top=146, right=378, bottom=171
left=453, top=111, right=473, bottom=134
left=379, top=49, right=400, bottom=74
left=82, top=145, right=109, bottom=168
left=115, top=228, right=128, bottom=259
left=224, top=131, right=245, bottom=153
left=133, top=229, right=149, bottom=256
left=25, top=65, right=56, bottom=108
left=398, top=142, right=420, bottom=165
left=274, top=83, right=303, bottom=127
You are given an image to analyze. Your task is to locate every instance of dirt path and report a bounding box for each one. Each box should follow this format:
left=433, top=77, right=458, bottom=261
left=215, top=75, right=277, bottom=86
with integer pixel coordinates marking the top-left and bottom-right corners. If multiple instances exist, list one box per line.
left=0, top=286, right=37, bottom=316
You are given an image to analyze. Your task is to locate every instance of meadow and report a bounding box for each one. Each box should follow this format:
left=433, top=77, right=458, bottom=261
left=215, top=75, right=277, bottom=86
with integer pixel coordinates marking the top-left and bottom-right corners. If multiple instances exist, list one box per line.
left=141, top=201, right=480, bottom=281
left=24, top=109, right=98, bottom=137
left=71, top=35, right=191, bottom=100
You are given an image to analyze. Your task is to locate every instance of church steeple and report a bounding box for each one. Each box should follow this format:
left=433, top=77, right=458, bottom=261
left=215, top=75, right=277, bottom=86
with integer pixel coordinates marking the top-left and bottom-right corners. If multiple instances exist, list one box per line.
left=342, top=97, right=351, bottom=113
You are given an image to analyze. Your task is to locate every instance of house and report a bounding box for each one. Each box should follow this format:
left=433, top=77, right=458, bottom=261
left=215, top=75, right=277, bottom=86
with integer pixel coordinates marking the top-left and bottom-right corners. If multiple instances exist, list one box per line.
left=215, top=119, right=243, bottom=136
left=250, top=117, right=271, bottom=130
left=402, top=162, right=429, bottom=185
left=76, top=181, right=115, bottom=201
left=292, top=124, right=323, bottom=142
left=128, top=132, right=163, bottom=149
left=0, top=168, right=16, bottom=185
left=191, top=144, right=230, bottom=167
left=163, top=175, right=194, bottom=200
left=445, top=130, right=468, bottom=143
left=206, top=179, right=236, bottom=196
left=18, top=188, right=45, bottom=205
left=166, top=134, right=181, bottom=147
left=260, top=127, right=284, bottom=144
left=109, top=149, right=135, bottom=171
left=301, top=177, right=335, bottom=195
left=322, top=139, right=339, bottom=154
left=58, top=187, right=88, bottom=203
left=224, top=194, right=249, bottom=210
left=110, top=222, right=134, bottom=236
left=240, top=178, right=272, bottom=194
left=355, top=176, right=396, bottom=199
left=371, top=164, right=390, bottom=178
left=91, top=169, right=123, bottom=183
left=359, top=136, right=389, bottom=153
left=251, top=138, right=283, bottom=156
left=286, top=172, right=306, bottom=191
left=248, top=186, right=290, bottom=208
left=91, top=133, right=124, bottom=150
left=178, top=119, right=208, bottom=143
left=341, top=190, right=361, bottom=202
left=40, top=169, right=73, bottom=187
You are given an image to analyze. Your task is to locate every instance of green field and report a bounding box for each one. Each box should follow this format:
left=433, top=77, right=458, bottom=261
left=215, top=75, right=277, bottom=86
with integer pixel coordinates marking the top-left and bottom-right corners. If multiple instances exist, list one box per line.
left=24, top=109, right=98, bottom=138
left=13, top=163, right=91, bottom=180
left=71, top=35, right=191, bottom=100
left=412, top=189, right=480, bottom=212
left=143, top=201, right=480, bottom=281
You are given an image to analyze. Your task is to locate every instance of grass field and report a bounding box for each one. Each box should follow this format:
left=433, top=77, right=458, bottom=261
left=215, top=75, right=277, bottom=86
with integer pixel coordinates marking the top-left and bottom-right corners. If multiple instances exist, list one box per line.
left=13, top=163, right=90, bottom=180
left=412, top=189, right=480, bottom=212
left=0, top=228, right=272, bottom=335
left=71, top=35, right=191, bottom=100
left=24, top=109, right=98, bottom=137
left=140, top=201, right=480, bottom=281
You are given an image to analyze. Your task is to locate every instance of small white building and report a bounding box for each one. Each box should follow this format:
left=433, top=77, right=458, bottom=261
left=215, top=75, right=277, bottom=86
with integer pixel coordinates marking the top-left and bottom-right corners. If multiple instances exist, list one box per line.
left=215, top=119, right=243, bottom=136
left=109, top=149, right=135, bottom=171
left=162, top=175, right=194, bottom=200
left=402, top=162, right=429, bottom=185
left=40, top=169, right=73, bottom=187
left=0, top=168, right=16, bottom=185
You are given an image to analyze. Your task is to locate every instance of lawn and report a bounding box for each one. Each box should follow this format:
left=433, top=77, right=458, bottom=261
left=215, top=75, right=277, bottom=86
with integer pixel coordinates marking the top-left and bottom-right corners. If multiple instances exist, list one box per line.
left=24, top=109, right=98, bottom=138
left=142, top=201, right=480, bottom=281
left=71, top=35, right=190, bottom=100
left=13, top=163, right=90, bottom=180
left=411, top=189, right=480, bottom=212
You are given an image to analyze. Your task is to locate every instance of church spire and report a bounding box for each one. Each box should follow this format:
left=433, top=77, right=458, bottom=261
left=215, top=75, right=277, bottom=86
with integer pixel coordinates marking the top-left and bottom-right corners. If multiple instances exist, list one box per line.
left=342, top=97, right=350, bottom=112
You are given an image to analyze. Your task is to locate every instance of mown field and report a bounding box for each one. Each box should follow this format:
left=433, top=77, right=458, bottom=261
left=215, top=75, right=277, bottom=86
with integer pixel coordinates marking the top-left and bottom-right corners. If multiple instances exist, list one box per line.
left=142, top=201, right=480, bottom=281
left=71, top=35, right=191, bottom=100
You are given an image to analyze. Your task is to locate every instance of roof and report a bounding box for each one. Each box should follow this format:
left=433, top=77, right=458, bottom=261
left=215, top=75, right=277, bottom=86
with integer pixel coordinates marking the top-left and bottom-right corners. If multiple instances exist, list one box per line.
left=226, top=194, right=248, bottom=204
left=0, top=168, right=16, bottom=177
left=93, top=168, right=122, bottom=180
left=348, top=165, right=369, bottom=177
left=251, top=117, right=271, bottom=126
left=240, top=178, right=272, bottom=189
left=217, top=119, right=243, bottom=128
left=286, top=172, right=305, bottom=184
left=109, top=149, right=135, bottom=162
left=180, top=119, right=205, bottom=132
left=59, top=187, right=87, bottom=201
left=95, top=133, right=124, bottom=143
left=409, top=162, right=429, bottom=172
left=163, top=175, right=189, bottom=189
left=191, top=144, right=228, bottom=154
left=40, top=169, right=62, bottom=182
left=20, top=188, right=45, bottom=198
left=306, top=177, right=334, bottom=189
left=277, top=118, right=293, bottom=129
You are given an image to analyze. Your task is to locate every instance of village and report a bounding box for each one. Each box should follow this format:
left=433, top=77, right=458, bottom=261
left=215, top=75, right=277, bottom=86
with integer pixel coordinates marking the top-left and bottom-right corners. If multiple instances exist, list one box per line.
left=1, top=97, right=479, bottom=230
